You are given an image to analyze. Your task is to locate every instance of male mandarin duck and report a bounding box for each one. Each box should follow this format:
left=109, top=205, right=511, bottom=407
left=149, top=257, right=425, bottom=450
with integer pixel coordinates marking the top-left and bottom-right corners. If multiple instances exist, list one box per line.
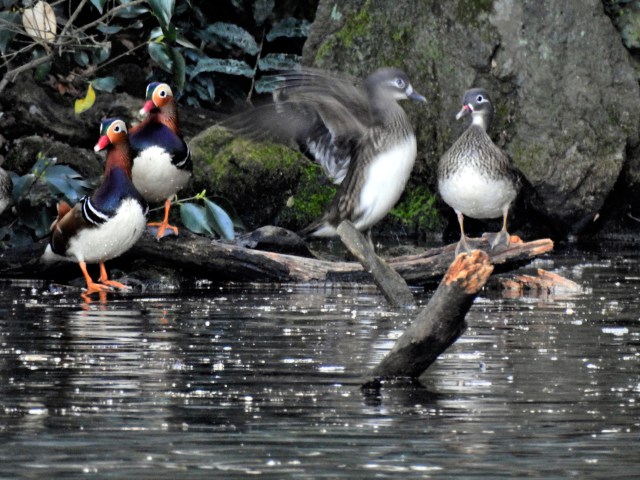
left=438, top=88, right=521, bottom=254
left=42, top=118, right=148, bottom=295
left=129, top=82, right=192, bottom=239
left=227, top=67, right=426, bottom=244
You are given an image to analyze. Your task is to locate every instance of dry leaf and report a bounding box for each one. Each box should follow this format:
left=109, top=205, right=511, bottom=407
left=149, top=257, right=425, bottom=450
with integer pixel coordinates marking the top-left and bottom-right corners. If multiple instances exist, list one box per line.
left=22, top=1, right=57, bottom=43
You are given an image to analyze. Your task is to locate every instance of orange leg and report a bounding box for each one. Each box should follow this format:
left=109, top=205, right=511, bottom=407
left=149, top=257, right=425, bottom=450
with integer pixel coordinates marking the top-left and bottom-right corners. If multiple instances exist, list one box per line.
left=147, top=198, right=179, bottom=239
left=79, top=261, right=111, bottom=295
left=98, top=262, right=128, bottom=290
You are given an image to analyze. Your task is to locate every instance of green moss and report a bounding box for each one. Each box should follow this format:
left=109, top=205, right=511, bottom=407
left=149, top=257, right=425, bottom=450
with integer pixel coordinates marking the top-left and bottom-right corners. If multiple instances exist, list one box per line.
left=315, top=0, right=373, bottom=63
left=389, top=185, right=441, bottom=232
left=456, top=0, right=493, bottom=26
left=276, top=163, right=336, bottom=231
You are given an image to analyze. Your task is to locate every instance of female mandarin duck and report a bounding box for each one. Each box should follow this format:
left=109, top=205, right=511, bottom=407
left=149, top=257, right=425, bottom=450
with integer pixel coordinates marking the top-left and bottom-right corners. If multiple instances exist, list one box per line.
left=438, top=88, right=520, bottom=254
left=42, top=118, right=148, bottom=295
left=129, top=82, right=191, bottom=239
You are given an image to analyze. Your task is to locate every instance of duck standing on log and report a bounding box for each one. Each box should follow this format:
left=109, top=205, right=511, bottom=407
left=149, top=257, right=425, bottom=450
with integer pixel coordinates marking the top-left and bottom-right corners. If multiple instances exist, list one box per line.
left=227, top=67, right=426, bottom=245
left=438, top=88, right=520, bottom=254
left=42, top=118, right=148, bottom=296
left=129, top=82, right=192, bottom=239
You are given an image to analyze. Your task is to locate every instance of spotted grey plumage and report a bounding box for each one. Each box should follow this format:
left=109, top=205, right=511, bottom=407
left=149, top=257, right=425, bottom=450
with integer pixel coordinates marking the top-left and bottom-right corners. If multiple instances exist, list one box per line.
left=438, top=88, right=520, bottom=254
left=226, top=67, right=426, bottom=240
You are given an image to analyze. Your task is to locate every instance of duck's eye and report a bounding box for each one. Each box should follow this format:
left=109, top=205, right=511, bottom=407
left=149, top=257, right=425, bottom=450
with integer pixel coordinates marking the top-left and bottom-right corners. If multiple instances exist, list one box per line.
left=476, top=95, right=484, bottom=103
left=113, top=125, right=121, bottom=133
left=395, top=78, right=406, bottom=89
left=159, top=89, right=167, bottom=98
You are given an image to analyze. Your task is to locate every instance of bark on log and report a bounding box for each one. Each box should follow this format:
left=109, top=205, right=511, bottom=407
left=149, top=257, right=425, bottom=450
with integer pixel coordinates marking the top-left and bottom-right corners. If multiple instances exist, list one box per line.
left=361, top=250, right=494, bottom=390
left=337, top=221, right=414, bottom=308
left=0, top=230, right=553, bottom=286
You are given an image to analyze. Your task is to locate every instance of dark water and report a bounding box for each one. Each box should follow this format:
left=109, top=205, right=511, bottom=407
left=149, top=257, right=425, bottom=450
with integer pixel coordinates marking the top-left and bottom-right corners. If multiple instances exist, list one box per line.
left=0, top=245, right=639, bottom=478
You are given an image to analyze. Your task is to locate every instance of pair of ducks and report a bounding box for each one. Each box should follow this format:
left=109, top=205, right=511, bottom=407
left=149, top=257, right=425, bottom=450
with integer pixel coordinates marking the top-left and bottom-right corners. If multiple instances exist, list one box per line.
left=42, top=82, right=191, bottom=296
left=242, top=67, right=519, bottom=253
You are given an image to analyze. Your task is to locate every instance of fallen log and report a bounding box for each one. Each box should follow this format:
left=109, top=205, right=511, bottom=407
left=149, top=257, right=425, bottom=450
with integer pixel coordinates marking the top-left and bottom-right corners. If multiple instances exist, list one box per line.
left=0, top=229, right=553, bottom=286
left=337, top=221, right=414, bottom=308
left=361, top=250, right=494, bottom=390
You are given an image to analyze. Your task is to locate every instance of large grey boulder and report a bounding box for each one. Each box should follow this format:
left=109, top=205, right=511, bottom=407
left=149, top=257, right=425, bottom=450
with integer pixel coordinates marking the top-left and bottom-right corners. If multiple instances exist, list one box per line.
left=304, top=0, right=640, bottom=235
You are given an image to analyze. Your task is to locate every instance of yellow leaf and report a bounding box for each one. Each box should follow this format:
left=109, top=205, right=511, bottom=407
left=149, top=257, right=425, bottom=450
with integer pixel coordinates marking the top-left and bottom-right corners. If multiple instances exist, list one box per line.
left=22, top=1, right=57, bottom=43
left=74, top=84, right=96, bottom=115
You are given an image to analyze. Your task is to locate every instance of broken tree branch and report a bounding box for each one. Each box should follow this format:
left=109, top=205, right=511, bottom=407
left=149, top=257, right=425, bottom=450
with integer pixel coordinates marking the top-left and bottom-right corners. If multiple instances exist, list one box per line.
left=362, top=250, right=494, bottom=389
left=337, top=220, right=414, bottom=308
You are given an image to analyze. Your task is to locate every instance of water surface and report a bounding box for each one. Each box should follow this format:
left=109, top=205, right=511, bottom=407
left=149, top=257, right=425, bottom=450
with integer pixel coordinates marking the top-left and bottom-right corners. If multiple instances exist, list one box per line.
left=0, top=245, right=638, bottom=478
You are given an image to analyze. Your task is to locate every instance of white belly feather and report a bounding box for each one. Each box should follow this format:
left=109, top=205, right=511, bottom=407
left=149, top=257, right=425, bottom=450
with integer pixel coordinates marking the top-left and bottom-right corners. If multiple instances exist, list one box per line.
left=354, top=136, right=416, bottom=231
left=439, top=165, right=516, bottom=219
left=132, top=146, right=190, bottom=203
left=45, top=198, right=147, bottom=264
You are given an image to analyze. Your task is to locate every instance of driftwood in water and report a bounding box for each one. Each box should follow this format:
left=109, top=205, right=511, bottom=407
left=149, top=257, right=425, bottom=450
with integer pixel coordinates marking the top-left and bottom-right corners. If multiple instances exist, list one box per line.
left=337, top=221, right=414, bottom=308
left=0, top=229, right=553, bottom=286
left=362, top=250, right=494, bottom=390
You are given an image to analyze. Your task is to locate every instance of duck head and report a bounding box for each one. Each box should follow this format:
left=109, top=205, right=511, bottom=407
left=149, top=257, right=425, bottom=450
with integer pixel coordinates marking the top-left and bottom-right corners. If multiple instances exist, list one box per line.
left=94, top=118, right=128, bottom=152
left=366, top=68, right=426, bottom=104
left=455, top=88, right=494, bottom=130
left=140, top=82, right=174, bottom=116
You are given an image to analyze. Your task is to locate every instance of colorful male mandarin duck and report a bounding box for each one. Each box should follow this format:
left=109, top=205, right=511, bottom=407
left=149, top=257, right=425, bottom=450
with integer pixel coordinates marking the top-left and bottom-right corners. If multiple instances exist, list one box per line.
left=129, top=82, right=192, bottom=239
left=42, top=118, right=148, bottom=295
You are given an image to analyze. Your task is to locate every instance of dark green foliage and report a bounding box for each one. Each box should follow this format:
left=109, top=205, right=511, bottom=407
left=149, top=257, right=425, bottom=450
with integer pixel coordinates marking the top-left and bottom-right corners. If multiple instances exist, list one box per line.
left=178, top=191, right=238, bottom=240
left=1, top=155, right=92, bottom=248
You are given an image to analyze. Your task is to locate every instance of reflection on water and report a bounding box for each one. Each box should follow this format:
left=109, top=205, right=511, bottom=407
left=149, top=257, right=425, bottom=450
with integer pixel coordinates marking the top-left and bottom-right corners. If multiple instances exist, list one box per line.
left=0, top=246, right=639, bottom=478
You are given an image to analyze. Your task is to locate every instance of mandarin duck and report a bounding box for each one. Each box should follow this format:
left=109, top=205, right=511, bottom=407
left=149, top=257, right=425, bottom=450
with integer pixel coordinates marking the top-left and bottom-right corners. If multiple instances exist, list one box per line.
left=227, top=67, right=426, bottom=242
left=129, top=82, right=191, bottom=239
left=42, top=118, right=148, bottom=295
left=438, top=88, right=520, bottom=254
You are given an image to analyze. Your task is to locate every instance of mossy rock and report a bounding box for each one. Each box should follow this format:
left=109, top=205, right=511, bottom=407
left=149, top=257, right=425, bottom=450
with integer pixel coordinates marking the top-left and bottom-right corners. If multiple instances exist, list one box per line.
left=275, top=162, right=336, bottom=232
left=190, top=126, right=304, bottom=229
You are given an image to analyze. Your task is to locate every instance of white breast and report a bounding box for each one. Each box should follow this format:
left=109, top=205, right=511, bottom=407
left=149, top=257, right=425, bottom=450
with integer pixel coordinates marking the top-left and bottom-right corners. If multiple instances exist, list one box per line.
left=354, top=136, right=416, bottom=231
left=132, top=146, right=190, bottom=203
left=439, top=165, right=516, bottom=219
left=65, top=198, right=147, bottom=264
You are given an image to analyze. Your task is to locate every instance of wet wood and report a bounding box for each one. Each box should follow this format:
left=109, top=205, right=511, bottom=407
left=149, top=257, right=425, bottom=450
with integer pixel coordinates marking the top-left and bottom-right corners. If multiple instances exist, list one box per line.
left=500, top=268, right=582, bottom=296
left=361, top=250, right=494, bottom=390
left=0, top=230, right=553, bottom=286
left=337, top=220, right=414, bottom=308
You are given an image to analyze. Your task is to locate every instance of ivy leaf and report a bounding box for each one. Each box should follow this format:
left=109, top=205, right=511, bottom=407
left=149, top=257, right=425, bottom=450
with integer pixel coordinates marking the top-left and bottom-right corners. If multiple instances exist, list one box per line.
left=0, top=12, right=20, bottom=54
left=148, top=41, right=173, bottom=72
left=204, top=199, right=234, bottom=240
left=189, top=58, right=253, bottom=79
left=253, top=0, right=274, bottom=27
left=180, top=203, right=213, bottom=235
left=74, top=84, right=96, bottom=115
left=205, top=22, right=260, bottom=56
left=168, top=45, right=185, bottom=91
left=91, top=76, right=119, bottom=93
left=89, top=0, right=108, bottom=13
left=96, top=23, right=121, bottom=34
left=91, top=41, right=111, bottom=64
left=115, top=1, right=148, bottom=19
left=255, top=75, right=285, bottom=94
left=20, top=206, right=52, bottom=239
left=11, top=174, right=36, bottom=204
left=31, top=47, right=51, bottom=82
left=74, top=50, right=89, bottom=67
left=266, top=17, right=310, bottom=41
left=257, top=53, right=301, bottom=72
left=148, top=0, right=175, bottom=30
